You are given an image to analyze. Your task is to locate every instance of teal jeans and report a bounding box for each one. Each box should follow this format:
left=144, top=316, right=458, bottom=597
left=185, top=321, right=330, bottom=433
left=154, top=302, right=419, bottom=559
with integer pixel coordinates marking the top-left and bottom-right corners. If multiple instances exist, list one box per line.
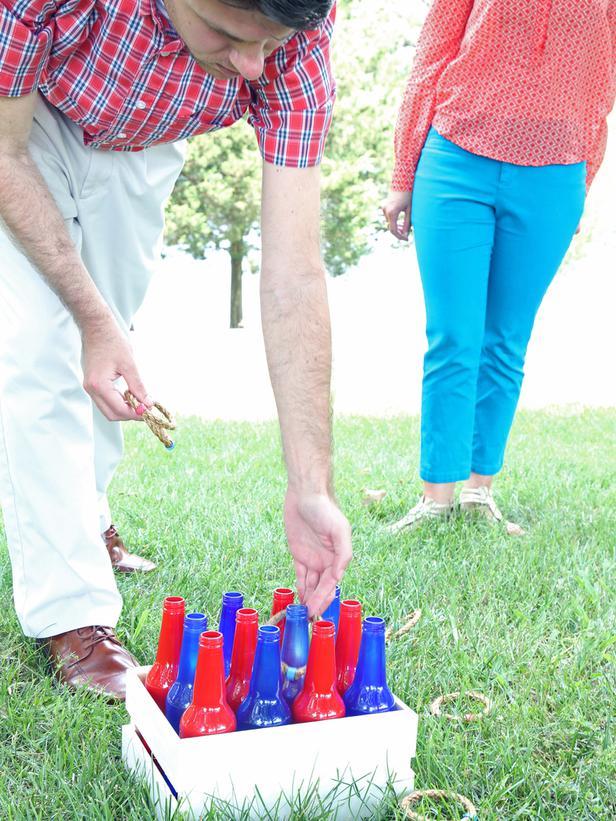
left=412, top=127, right=586, bottom=483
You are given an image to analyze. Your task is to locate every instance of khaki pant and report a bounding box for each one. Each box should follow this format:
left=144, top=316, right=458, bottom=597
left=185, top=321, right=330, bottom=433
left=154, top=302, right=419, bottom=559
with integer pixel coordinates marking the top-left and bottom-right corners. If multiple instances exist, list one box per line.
left=0, top=96, right=185, bottom=637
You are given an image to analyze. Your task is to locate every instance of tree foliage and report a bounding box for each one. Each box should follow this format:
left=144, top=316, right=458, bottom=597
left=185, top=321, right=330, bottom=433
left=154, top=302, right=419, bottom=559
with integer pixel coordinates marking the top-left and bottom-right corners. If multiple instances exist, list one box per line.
left=164, top=0, right=424, bottom=323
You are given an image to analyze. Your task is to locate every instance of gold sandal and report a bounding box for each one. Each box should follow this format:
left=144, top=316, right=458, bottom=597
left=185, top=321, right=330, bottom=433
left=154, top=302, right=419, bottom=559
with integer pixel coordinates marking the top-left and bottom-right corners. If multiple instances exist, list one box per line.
left=459, top=486, right=525, bottom=536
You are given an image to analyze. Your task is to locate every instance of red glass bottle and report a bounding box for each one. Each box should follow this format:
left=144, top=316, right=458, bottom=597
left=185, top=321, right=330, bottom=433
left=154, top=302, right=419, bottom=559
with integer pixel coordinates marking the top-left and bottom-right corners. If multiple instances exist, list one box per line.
left=179, top=631, right=236, bottom=737
left=292, top=620, right=345, bottom=723
left=336, top=599, right=362, bottom=694
left=225, top=608, right=259, bottom=712
left=271, top=587, right=295, bottom=643
left=145, top=596, right=185, bottom=711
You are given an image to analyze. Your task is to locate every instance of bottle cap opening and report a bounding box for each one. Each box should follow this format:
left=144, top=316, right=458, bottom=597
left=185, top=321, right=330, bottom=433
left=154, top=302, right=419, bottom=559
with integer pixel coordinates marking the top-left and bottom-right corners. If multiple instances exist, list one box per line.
left=363, top=616, right=386, bottom=633
left=313, top=620, right=335, bottom=637
left=200, top=630, right=223, bottom=647
left=236, top=607, right=258, bottom=622
left=163, top=596, right=185, bottom=613
left=258, top=625, right=281, bottom=642
left=285, top=604, right=308, bottom=620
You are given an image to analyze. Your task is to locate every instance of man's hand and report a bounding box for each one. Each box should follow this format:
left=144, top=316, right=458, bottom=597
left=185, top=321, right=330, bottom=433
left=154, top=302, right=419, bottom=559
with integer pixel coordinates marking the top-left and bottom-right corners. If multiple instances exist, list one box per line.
left=82, top=318, right=152, bottom=421
left=382, top=189, right=413, bottom=240
left=284, top=488, right=352, bottom=619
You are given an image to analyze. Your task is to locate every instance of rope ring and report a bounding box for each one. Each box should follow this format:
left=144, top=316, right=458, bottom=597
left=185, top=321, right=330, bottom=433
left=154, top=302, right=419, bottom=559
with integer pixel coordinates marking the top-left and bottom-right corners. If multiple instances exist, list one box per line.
left=124, top=391, right=176, bottom=449
left=281, top=661, right=307, bottom=681
left=400, top=789, right=478, bottom=820
left=266, top=609, right=287, bottom=627
left=385, top=609, right=422, bottom=642
left=429, top=691, right=492, bottom=722
left=266, top=607, right=320, bottom=628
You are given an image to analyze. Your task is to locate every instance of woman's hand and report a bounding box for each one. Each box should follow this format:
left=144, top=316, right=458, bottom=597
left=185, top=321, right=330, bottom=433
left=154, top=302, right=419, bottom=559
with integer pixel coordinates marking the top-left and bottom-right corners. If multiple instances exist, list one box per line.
left=382, top=189, right=413, bottom=241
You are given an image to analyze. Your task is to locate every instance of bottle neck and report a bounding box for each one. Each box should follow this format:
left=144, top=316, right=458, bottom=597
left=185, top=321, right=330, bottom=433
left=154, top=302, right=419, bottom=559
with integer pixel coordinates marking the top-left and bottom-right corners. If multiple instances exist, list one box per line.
left=193, top=643, right=226, bottom=707
left=281, top=616, right=309, bottom=666
left=229, top=618, right=258, bottom=679
left=305, top=632, right=337, bottom=693
left=155, top=608, right=184, bottom=666
left=356, top=630, right=387, bottom=686
left=250, top=638, right=282, bottom=698
left=336, top=607, right=362, bottom=662
left=176, top=628, right=202, bottom=683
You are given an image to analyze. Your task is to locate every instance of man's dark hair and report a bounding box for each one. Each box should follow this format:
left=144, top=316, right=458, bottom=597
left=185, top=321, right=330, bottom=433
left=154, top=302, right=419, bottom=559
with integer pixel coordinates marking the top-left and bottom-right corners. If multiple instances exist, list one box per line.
left=221, top=0, right=333, bottom=30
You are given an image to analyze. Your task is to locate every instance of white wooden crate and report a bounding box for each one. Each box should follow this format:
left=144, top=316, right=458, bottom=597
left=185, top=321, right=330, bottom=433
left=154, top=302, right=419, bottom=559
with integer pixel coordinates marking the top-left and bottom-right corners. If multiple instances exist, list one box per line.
left=123, top=666, right=417, bottom=819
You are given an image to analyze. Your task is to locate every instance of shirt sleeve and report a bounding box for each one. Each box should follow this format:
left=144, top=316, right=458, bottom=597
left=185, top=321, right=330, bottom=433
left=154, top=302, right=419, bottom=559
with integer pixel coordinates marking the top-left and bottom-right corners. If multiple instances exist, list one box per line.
left=391, top=0, right=474, bottom=192
left=247, top=3, right=336, bottom=168
left=0, top=2, right=60, bottom=96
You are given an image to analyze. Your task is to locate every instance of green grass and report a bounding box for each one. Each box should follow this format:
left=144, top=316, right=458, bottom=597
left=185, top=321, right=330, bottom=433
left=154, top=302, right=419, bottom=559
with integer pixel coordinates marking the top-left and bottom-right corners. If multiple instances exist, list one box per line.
left=1, top=409, right=615, bottom=819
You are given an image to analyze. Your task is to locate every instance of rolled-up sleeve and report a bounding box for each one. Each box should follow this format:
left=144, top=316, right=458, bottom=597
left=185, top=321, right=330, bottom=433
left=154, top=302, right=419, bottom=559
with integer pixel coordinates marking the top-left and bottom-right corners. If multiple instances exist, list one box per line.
left=0, top=1, right=57, bottom=96
left=247, top=3, right=336, bottom=168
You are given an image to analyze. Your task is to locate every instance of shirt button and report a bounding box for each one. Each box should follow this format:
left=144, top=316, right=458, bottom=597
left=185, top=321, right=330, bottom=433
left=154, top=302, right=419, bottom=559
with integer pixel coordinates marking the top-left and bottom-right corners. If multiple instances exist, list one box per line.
left=161, top=50, right=171, bottom=57
left=136, top=100, right=146, bottom=110
left=118, top=132, right=127, bottom=139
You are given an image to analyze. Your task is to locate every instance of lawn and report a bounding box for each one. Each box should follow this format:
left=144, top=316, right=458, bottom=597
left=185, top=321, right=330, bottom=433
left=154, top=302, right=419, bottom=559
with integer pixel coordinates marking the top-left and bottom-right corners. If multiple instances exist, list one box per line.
left=0, top=409, right=614, bottom=819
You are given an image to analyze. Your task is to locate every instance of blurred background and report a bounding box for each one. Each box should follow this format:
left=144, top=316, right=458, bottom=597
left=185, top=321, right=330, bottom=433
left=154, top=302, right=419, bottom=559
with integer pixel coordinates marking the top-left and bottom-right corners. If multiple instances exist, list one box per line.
left=132, top=0, right=616, bottom=420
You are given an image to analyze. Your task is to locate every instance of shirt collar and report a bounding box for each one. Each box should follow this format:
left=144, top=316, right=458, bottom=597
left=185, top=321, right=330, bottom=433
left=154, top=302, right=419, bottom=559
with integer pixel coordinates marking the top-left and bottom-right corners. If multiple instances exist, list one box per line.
left=144, top=0, right=183, bottom=52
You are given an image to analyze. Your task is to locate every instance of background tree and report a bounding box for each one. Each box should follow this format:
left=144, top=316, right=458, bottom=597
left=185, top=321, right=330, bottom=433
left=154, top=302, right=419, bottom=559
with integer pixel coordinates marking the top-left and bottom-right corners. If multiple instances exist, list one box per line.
left=320, top=0, right=420, bottom=274
left=165, top=122, right=260, bottom=329
left=165, top=0, right=423, bottom=324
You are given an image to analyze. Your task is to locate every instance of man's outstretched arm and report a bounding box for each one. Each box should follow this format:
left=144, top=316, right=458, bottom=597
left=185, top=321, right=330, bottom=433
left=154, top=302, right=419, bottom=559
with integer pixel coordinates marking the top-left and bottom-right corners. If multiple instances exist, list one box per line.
left=260, top=162, right=352, bottom=618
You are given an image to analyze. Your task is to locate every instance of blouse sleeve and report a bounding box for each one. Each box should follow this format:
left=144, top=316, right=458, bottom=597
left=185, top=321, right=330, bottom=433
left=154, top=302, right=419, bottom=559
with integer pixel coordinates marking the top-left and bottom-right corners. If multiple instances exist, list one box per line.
left=391, top=0, right=474, bottom=192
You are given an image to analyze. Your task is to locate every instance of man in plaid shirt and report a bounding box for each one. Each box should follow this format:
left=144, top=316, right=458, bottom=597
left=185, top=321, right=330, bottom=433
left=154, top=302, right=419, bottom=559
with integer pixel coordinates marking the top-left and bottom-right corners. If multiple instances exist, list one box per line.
left=0, top=0, right=351, bottom=700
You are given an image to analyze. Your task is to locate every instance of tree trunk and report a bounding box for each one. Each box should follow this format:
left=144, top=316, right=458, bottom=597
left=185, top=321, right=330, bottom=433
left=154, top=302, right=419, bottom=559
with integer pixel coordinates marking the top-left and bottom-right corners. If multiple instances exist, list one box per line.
left=229, top=242, right=243, bottom=329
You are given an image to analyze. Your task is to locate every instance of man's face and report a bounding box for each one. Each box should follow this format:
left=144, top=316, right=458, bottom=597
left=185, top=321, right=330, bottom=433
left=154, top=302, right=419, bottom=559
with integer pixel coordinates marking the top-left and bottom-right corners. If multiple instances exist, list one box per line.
left=164, top=0, right=295, bottom=81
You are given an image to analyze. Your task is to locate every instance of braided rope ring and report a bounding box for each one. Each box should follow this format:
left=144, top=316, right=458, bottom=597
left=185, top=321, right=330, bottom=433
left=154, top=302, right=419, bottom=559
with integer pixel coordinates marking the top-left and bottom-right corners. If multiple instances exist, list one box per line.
left=385, top=609, right=422, bottom=642
left=266, top=607, right=320, bottom=628
left=400, top=789, right=478, bottom=820
left=430, top=690, right=492, bottom=722
left=281, top=661, right=307, bottom=681
left=266, top=609, right=287, bottom=627
left=124, top=390, right=176, bottom=449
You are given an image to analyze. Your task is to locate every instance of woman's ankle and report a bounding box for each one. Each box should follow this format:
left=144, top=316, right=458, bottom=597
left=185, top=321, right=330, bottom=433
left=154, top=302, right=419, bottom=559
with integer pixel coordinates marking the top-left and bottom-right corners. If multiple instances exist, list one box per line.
left=464, top=472, right=494, bottom=490
left=423, top=481, right=456, bottom=505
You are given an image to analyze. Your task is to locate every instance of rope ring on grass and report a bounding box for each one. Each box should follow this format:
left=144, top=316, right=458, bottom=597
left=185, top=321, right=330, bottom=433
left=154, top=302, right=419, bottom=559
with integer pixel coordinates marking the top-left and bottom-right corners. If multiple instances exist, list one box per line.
left=385, top=609, right=422, bottom=642
left=429, top=690, right=492, bottom=722
left=124, top=390, right=176, bottom=449
left=400, top=789, right=478, bottom=820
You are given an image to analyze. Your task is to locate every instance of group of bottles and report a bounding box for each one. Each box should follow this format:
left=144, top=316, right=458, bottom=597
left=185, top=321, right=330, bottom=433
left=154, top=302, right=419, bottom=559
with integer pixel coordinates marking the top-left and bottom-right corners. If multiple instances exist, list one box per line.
left=144, top=586, right=395, bottom=738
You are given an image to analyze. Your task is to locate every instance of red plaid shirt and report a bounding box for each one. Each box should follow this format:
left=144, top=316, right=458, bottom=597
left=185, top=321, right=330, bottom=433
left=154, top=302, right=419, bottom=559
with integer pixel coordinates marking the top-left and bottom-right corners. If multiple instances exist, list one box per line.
left=0, top=0, right=336, bottom=165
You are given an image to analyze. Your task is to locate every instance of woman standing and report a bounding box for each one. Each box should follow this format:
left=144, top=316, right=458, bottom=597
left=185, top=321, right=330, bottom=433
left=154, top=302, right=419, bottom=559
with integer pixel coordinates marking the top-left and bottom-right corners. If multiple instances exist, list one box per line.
left=383, top=0, right=615, bottom=535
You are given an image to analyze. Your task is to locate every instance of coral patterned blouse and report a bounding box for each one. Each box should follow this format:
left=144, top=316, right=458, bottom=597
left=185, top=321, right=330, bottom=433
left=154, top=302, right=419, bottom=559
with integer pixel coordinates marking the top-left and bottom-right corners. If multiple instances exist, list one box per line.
left=392, top=0, right=616, bottom=192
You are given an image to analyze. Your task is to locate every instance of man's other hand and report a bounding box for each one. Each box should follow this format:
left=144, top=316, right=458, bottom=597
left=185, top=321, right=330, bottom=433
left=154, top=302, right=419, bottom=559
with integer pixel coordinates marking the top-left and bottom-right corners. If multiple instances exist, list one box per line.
left=82, top=319, right=152, bottom=421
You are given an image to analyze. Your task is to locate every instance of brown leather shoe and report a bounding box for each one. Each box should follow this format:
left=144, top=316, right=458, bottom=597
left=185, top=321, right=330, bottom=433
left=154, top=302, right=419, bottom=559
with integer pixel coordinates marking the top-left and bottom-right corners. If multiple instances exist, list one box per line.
left=103, top=524, right=156, bottom=573
left=44, top=625, right=139, bottom=701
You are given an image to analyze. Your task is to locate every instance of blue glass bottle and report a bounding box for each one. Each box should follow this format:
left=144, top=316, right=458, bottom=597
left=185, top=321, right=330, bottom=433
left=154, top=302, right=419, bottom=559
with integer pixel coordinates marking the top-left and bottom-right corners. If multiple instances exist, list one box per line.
left=236, top=625, right=291, bottom=730
left=165, top=612, right=207, bottom=733
left=343, top=617, right=395, bottom=716
left=321, top=586, right=341, bottom=634
left=219, top=591, right=244, bottom=677
left=281, top=604, right=310, bottom=705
